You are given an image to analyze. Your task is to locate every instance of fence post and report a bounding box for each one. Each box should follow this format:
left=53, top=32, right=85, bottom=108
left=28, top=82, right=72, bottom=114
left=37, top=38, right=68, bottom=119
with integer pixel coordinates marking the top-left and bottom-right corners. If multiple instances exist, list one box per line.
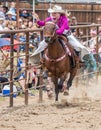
left=10, top=33, right=14, bottom=107
left=95, top=26, right=99, bottom=83
left=38, top=68, right=43, bottom=103
left=25, top=32, right=29, bottom=105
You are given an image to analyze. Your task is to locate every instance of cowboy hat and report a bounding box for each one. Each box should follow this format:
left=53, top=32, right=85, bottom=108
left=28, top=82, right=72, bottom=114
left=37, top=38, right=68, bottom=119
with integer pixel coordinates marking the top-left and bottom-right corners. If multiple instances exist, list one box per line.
left=48, top=5, right=65, bottom=14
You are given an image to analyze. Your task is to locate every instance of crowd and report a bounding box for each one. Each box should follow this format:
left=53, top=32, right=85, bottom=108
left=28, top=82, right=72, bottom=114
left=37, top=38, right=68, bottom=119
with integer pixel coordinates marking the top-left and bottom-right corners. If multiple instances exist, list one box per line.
left=0, top=2, right=40, bottom=52
left=0, top=2, right=40, bottom=96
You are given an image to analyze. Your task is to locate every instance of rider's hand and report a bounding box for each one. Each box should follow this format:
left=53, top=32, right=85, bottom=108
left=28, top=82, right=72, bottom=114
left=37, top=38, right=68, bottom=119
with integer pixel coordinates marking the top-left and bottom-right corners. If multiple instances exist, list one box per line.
left=32, top=12, right=40, bottom=21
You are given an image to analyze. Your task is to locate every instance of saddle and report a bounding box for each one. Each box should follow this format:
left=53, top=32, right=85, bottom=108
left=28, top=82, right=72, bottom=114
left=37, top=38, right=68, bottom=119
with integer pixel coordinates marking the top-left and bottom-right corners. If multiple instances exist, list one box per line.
left=58, top=35, right=79, bottom=68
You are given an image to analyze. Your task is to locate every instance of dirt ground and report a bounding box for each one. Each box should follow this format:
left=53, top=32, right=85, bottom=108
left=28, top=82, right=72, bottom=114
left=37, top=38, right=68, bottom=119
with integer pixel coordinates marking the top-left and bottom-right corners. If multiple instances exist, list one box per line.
left=0, top=76, right=101, bottom=130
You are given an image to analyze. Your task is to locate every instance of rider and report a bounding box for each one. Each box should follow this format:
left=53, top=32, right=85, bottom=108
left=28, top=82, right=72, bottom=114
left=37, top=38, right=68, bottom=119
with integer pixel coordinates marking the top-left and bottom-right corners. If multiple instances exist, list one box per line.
left=31, top=5, right=96, bottom=71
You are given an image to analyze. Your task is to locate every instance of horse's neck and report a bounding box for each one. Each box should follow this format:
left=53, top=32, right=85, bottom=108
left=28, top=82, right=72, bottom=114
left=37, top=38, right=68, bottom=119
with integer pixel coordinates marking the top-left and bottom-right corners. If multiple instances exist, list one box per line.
left=48, top=39, right=65, bottom=59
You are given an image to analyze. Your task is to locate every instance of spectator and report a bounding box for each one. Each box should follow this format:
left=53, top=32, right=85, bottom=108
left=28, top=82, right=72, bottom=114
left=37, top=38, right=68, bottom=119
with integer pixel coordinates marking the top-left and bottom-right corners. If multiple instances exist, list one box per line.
left=96, top=18, right=101, bottom=44
left=70, top=16, right=77, bottom=35
left=0, top=17, right=4, bottom=37
left=9, top=2, right=16, bottom=21
left=20, top=9, right=30, bottom=19
left=0, top=76, right=9, bottom=93
left=26, top=62, right=36, bottom=89
left=0, top=76, right=9, bottom=86
left=23, top=18, right=29, bottom=28
left=6, top=10, right=16, bottom=21
left=90, top=23, right=97, bottom=37
left=0, top=17, right=4, bottom=30
left=2, top=6, right=8, bottom=18
left=0, top=6, right=5, bottom=19
left=46, top=77, right=54, bottom=98
left=19, top=18, right=23, bottom=29
left=89, top=23, right=97, bottom=53
left=13, top=58, right=25, bottom=92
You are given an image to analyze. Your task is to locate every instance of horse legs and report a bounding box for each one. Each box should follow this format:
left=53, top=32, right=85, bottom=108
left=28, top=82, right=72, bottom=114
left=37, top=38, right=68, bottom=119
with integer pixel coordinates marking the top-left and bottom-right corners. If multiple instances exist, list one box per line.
left=63, top=74, right=74, bottom=96
left=58, top=78, right=65, bottom=90
left=67, top=68, right=77, bottom=90
left=52, top=76, right=59, bottom=101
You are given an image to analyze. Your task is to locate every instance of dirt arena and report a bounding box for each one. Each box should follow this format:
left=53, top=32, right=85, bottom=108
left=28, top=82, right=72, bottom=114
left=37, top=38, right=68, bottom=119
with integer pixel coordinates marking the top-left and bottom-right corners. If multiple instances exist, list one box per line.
left=0, top=76, right=101, bottom=130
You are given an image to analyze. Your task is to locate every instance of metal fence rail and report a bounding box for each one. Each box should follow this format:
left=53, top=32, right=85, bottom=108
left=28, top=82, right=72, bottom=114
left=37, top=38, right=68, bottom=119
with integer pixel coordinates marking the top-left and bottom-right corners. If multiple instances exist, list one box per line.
left=0, top=24, right=101, bottom=107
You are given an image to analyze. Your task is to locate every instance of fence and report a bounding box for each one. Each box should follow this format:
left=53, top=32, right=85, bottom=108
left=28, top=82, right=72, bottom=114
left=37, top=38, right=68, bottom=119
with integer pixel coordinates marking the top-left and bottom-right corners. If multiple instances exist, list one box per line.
left=0, top=28, right=43, bottom=107
left=0, top=23, right=101, bottom=107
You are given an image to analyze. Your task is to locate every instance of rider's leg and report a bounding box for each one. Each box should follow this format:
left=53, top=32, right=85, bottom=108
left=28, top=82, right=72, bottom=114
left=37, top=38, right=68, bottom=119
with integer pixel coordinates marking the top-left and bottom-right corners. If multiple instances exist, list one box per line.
left=67, top=33, right=97, bottom=70
left=31, top=40, right=48, bottom=57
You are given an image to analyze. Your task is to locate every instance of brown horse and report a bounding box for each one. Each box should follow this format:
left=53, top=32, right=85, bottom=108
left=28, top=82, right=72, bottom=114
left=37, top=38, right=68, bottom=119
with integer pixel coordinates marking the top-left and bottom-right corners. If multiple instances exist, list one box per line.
left=43, top=21, right=78, bottom=101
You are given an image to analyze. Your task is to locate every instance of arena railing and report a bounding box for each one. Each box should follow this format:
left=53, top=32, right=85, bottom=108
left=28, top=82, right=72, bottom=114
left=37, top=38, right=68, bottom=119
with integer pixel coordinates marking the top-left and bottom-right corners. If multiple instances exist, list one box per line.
left=0, top=24, right=100, bottom=107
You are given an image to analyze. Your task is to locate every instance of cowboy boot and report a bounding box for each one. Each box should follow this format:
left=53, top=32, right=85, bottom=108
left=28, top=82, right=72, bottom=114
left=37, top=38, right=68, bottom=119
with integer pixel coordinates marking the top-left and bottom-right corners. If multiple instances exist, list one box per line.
left=31, top=40, right=48, bottom=57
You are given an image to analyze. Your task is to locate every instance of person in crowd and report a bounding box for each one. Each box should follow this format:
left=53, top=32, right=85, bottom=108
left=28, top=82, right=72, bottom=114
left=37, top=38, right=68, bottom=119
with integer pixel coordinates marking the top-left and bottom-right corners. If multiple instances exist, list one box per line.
left=0, top=76, right=9, bottom=86
left=0, top=17, right=4, bottom=30
left=23, top=18, right=29, bottom=28
left=26, top=61, right=38, bottom=89
left=0, top=6, right=5, bottom=19
left=71, top=16, right=83, bottom=37
left=1, top=20, right=16, bottom=38
left=9, top=2, right=16, bottom=21
left=31, top=5, right=97, bottom=71
left=0, top=17, right=4, bottom=37
left=96, top=17, right=101, bottom=44
left=6, top=10, right=16, bottom=21
left=20, top=9, right=30, bottom=19
left=46, top=77, right=54, bottom=98
left=70, top=16, right=77, bottom=35
left=2, top=6, right=8, bottom=18
left=13, top=57, right=25, bottom=92
left=88, top=23, right=97, bottom=53
left=18, top=18, right=23, bottom=29
left=0, top=76, right=9, bottom=93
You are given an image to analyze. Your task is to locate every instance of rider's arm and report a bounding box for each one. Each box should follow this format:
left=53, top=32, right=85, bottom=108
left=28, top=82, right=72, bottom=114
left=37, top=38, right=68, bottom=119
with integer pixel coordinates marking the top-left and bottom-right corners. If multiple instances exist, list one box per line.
left=56, top=16, right=70, bottom=35
left=37, top=17, right=52, bottom=26
left=33, top=12, right=51, bottom=27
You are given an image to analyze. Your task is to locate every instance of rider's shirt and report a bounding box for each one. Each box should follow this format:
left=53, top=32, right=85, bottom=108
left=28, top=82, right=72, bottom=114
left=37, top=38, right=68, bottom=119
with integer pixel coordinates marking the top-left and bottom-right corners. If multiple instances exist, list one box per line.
left=37, top=15, right=70, bottom=35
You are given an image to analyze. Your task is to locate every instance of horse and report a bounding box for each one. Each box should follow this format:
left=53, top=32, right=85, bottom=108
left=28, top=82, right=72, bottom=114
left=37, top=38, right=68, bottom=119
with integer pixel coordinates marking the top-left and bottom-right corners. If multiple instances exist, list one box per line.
left=43, top=21, right=78, bottom=101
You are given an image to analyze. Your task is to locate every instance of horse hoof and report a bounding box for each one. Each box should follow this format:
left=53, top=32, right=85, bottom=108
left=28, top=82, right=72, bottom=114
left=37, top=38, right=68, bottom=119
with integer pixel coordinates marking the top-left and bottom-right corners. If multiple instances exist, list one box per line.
left=59, top=89, right=64, bottom=93
left=59, top=85, right=67, bottom=93
left=63, top=90, right=69, bottom=96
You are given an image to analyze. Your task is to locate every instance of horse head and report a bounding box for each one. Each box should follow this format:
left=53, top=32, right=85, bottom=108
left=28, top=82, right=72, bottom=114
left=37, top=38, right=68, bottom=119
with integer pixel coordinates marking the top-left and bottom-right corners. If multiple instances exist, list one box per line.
left=43, top=22, right=57, bottom=43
